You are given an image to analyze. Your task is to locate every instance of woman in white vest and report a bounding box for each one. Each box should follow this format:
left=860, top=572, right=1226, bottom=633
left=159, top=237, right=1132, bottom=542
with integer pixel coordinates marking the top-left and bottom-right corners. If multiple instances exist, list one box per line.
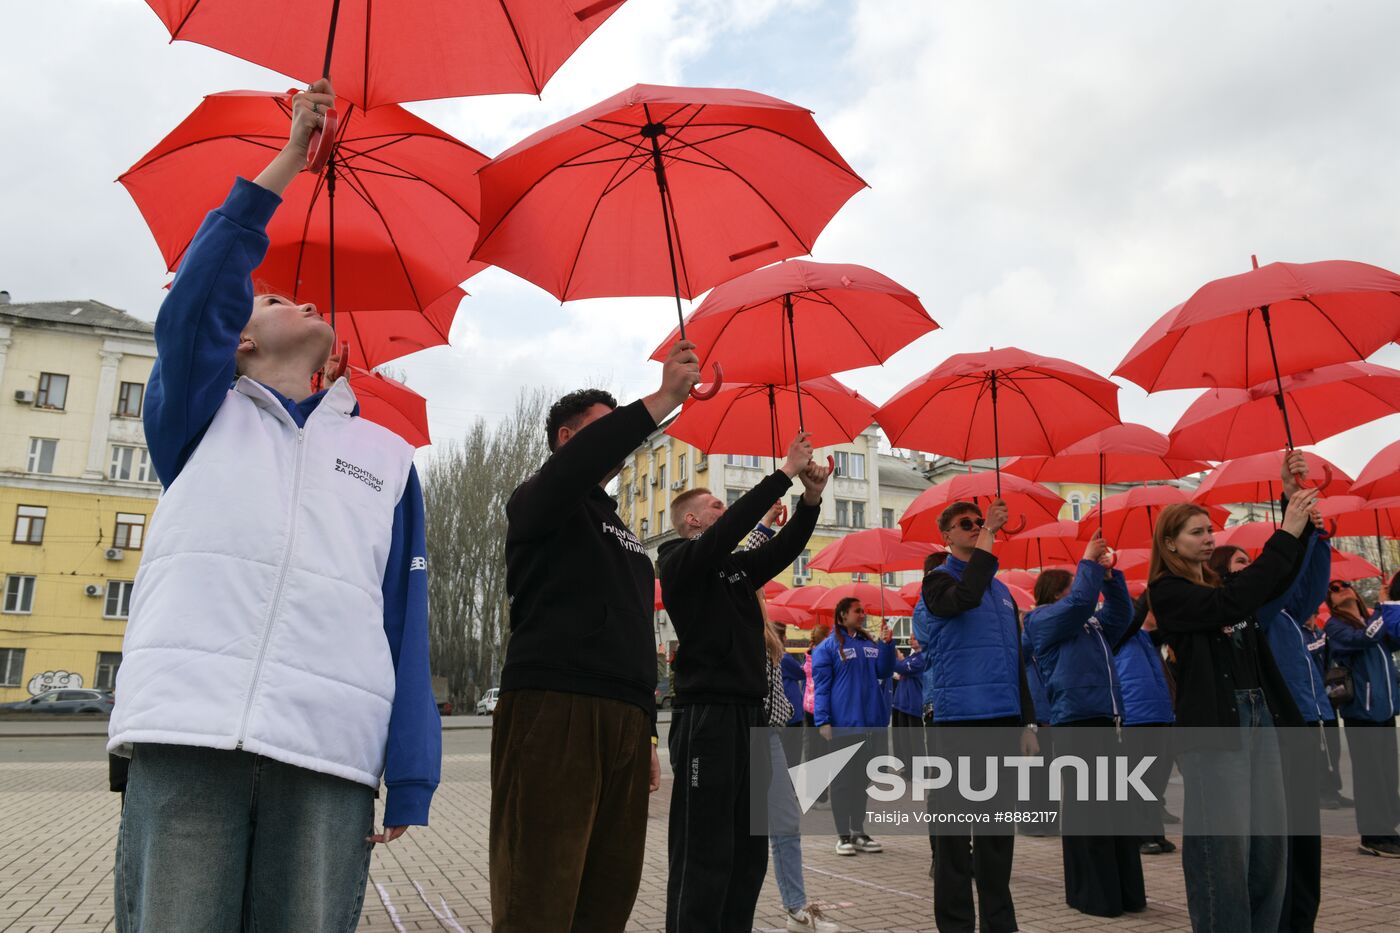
left=107, top=80, right=441, bottom=932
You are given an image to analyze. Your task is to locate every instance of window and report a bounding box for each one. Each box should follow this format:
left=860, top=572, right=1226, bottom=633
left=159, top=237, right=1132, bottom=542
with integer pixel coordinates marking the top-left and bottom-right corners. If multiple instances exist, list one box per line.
left=109, top=446, right=156, bottom=483
left=4, top=576, right=36, bottom=614
left=639, top=475, right=648, bottom=500
left=656, top=508, right=668, bottom=533
left=851, top=572, right=867, bottom=583
left=726, top=488, right=745, bottom=507
left=117, top=382, right=144, bottom=418
left=1069, top=493, right=1083, bottom=521
left=834, top=451, right=866, bottom=480
left=14, top=505, right=46, bottom=544
left=677, top=454, right=687, bottom=484
left=696, top=452, right=708, bottom=470
left=95, top=652, right=122, bottom=690
left=725, top=454, right=763, bottom=469
left=27, top=438, right=57, bottom=474
left=882, top=508, right=895, bottom=529
left=36, top=372, right=69, bottom=410
left=0, top=648, right=24, bottom=687
left=794, top=550, right=811, bottom=583
left=835, top=500, right=849, bottom=526
left=657, top=462, right=667, bottom=491
left=105, top=581, right=134, bottom=619
left=882, top=571, right=897, bottom=587
left=852, top=501, right=866, bottom=529
left=113, top=513, right=146, bottom=550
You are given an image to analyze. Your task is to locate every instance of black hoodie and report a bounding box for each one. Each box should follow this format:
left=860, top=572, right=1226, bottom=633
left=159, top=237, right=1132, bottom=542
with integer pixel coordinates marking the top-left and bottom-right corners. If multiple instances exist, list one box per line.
left=501, top=400, right=658, bottom=715
left=657, top=471, right=820, bottom=706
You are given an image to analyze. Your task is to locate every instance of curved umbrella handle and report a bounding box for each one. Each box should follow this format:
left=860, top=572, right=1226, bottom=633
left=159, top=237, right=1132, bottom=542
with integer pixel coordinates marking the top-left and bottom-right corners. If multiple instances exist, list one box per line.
left=1294, top=462, right=1333, bottom=491
left=772, top=504, right=789, bottom=527
left=328, top=340, right=349, bottom=383
left=827, top=454, right=837, bottom=477
left=689, top=362, right=724, bottom=400
left=1318, top=517, right=1337, bottom=539
left=305, top=108, right=339, bottom=174
left=1001, top=514, right=1027, bottom=535
left=1105, top=548, right=1118, bottom=569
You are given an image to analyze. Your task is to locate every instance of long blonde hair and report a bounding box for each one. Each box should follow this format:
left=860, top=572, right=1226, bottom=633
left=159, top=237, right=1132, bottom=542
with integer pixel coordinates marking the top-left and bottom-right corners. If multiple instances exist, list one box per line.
left=1149, top=503, right=1221, bottom=588
left=759, top=595, right=784, bottom=664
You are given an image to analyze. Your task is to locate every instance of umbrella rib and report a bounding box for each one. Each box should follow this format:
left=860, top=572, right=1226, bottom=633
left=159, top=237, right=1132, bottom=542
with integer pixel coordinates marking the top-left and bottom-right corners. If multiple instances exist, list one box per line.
left=344, top=175, right=427, bottom=311
left=339, top=155, right=482, bottom=225
left=683, top=145, right=813, bottom=253
left=1303, top=296, right=1367, bottom=359
left=822, top=294, right=886, bottom=365
left=291, top=168, right=332, bottom=303
left=661, top=174, right=697, bottom=299
left=995, top=376, right=1058, bottom=453
left=494, top=0, right=542, bottom=94
left=558, top=143, right=638, bottom=302
left=664, top=121, right=865, bottom=182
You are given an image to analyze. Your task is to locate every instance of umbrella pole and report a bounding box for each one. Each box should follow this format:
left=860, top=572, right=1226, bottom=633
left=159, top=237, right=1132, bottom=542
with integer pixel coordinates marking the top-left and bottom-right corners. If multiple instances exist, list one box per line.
left=769, top=384, right=779, bottom=472
left=320, top=0, right=343, bottom=76
left=1098, top=452, right=1105, bottom=535
left=1259, top=305, right=1297, bottom=450
left=641, top=116, right=688, bottom=341
left=990, top=371, right=1002, bottom=496
left=784, top=294, right=805, bottom=431
left=327, top=162, right=337, bottom=333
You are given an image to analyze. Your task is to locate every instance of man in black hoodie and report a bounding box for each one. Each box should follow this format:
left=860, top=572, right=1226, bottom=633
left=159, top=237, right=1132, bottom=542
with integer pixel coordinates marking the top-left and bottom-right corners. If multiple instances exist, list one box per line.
left=658, top=432, right=829, bottom=933
left=490, top=341, right=699, bottom=933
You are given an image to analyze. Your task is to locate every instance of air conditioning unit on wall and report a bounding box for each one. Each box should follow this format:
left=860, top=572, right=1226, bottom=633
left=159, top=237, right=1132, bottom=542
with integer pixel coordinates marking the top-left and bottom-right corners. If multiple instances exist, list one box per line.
left=104, top=548, right=124, bottom=561
left=84, top=584, right=102, bottom=597
left=14, top=390, right=35, bottom=404
left=670, top=481, right=684, bottom=491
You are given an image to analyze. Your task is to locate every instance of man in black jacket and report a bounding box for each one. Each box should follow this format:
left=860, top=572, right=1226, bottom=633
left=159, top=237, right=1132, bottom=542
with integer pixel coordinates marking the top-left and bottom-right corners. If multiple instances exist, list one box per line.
left=658, top=432, right=829, bottom=933
left=490, top=341, right=699, bottom=933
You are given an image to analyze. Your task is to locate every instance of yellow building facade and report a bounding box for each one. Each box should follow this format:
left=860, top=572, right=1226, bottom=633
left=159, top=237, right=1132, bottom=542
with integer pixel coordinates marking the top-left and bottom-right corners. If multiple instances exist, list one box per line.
left=0, top=296, right=158, bottom=702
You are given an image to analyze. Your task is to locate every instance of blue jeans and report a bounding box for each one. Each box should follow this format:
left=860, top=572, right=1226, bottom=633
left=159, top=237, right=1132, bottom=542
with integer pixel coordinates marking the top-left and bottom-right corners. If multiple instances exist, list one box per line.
left=767, top=733, right=807, bottom=912
left=1178, top=689, right=1287, bottom=933
left=116, top=743, right=376, bottom=932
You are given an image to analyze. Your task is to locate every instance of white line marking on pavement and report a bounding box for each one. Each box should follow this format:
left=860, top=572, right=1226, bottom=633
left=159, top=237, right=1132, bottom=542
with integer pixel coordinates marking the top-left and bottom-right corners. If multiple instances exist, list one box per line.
left=412, top=879, right=467, bottom=932
left=374, top=882, right=408, bottom=932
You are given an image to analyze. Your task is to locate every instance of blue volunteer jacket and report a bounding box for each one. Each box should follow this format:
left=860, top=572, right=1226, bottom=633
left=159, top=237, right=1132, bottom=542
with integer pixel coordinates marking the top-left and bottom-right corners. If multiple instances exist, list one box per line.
left=812, top=630, right=897, bottom=728
left=915, top=553, right=1024, bottom=722
left=1114, top=630, right=1175, bottom=725
left=1020, top=630, right=1052, bottom=725
left=1325, top=604, right=1400, bottom=722
left=893, top=649, right=931, bottom=717
left=780, top=652, right=805, bottom=726
left=1024, top=561, right=1132, bottom=725
left=144, top=178, right=439, bottom=826
left=1255, top=536, right=1334, bottom=723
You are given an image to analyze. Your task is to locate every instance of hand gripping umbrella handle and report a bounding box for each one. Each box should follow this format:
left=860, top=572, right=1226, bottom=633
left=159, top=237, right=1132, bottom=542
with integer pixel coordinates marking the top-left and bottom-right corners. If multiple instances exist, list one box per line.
left=1319, top=518, right=1337, bottom=539
left=689, top=362, right=724, bottom=400
left=1105, top=548, right=1118, bottom=569
left=305, top=108, right=339, bottom=174
left=773, top=504, right=789, bottom=527
left=1002, top=514, right=1027, bottom=535
left=328, top=340, right=349, bottom=382
left=828, top=455, right=837, bottom=477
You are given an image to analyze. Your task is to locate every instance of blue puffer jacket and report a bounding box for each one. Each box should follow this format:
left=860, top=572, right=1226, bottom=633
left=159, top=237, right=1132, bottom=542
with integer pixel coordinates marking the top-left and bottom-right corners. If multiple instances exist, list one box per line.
left=812, top=630, right=897, bottom=728
left=1114, top=630, right=1174, bottom=725
left=1020, top=629, right=1051, bottom=725
left=1025, top=561, right=1132, bottom=725
left=915, top=554, right=1023, bottom=722
left=1325, top=603, right=1400, bottom=722
left=893, top=649, right=931, bottom=717
left=780, top=652, right=805, bottom=726
left=1256, top=535, right=1334, bottom=723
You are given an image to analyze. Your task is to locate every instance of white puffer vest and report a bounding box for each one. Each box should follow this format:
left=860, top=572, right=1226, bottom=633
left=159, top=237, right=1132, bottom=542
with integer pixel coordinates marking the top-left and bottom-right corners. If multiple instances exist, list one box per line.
left=109, top=377, right=414, bottom=788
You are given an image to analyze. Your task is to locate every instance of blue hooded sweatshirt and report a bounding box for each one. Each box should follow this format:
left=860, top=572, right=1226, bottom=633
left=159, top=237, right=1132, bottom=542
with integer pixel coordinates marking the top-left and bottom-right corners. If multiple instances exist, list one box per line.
left=1325, top=603, right=1400, bottom=722
left=1114, top=630, right=1175, bottom=725
left=1255, top=535, right=1335, bottom=723
left=812, top=629, right=897, bottom=728
left=1024, top=561, right=1132, bottom=725
left=780, top=652, right=806, bottom=726
left=893, top=649, right=931, bottom=717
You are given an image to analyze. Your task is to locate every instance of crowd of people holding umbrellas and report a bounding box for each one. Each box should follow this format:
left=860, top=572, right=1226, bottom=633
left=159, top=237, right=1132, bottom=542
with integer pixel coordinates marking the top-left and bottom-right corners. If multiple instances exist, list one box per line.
left=101, top=2, right=1400, bottom=933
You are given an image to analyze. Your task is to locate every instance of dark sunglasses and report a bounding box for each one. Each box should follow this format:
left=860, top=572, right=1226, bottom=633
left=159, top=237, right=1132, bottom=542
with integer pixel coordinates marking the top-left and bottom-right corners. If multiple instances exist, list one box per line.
left=1329, top=581, right=1352, bottom=593
left=954, top=517, right=986, bottom=532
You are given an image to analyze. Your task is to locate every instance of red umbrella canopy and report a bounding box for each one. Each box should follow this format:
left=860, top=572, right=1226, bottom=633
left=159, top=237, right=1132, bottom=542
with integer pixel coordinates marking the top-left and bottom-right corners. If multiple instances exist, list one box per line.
left=1114, top=259, right=1400, bottom=393
left=1349, top=439, right=1400, bottom=501
left=142, top=0, right=630, bottom=108
left=654, top=579, right=665, bottom=611
left=649, top=260, right=937, bottom=384
left=324, top=287, right=464, bottom=370
left=1214, top=521, right=1281, bottom=552
left=1003, top=423, right=1207, bottom=484
left=812, top=583, right=912, bottom=617
left=1113, top=549, right=1154, bottom=581
left=994, top=520, right=1086, bottom=570
left=665, top=376, right=876, bottom=457
left=1192, top=450, right=1352, bottom=505
left=876, top=348, right=1120, bottom=461
left=809, top=528, right=943, bottom=575
left=897, top=580, right=924, bottom=604
left=471, top=84, right=865, bottom=302
left=1329, top=549, right=1382, bottom=581
left=998, top=570, right=1040, bottom=590
left=346, top=366, right=431, bottom=447
left=770, top=585, right=831, bottom=611
left=767, top=603, right=816, bottom=629
left=899, top=472, right=1066, bottom=543
left=1078, top=486, right=1230, bottom=549
left=1004, top=584, right=1035, bottom=612
left=120, top=90, right=487, bottom=318
left=1165, top=362, right=1400, bottom=461
left=1127, top=579, right=1149, bottom=599
left=1318, top=496, right=1400, bottom=538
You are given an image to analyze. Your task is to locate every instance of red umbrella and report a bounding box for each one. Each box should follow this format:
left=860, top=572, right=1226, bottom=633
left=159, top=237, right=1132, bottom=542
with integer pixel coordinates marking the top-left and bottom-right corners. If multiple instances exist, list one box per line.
left=1004, top=422, right=1207, bottom=488
left=1113, top=549, right=1154, bottom=581
left=324, top=287, right=464, bottom=370
left=1165, top=362, right=1400, bottom=461
left=665, top=376, right=876, bottom=459
left=1348, top=439, right=1400, bottom=501
left=1127, top=579, right=1149, bottom=599
left=1005, top=584, right=1036, bottom=612
left=994, top=520, right=1085, bottom=570
left=812, top=583, right=913, bottom=618
left=770, top=585, right=831, bottom=612
left=897, top=580, right=924, bottom=605
left=121, top=90, right=487, bottom=368
left=653, top=579, right=665, bottom=611
left=1078, top=486, right=1229, bottom=549
left=809, top=528, right=943, bottom=575
left=899, top=471, right=1066, bottom=543
left=767, top=603, right=816, bottom=629
left=1318, top=497, right=1400, bottom=579
left=876, top=348, right=1120, bottom=500
left=142, top=0, right=630, bottom=108
left=1192, top=451, right=1351, bottom=506
left=762, top=580, right=789, bottom=600
left=347, top=366, right=431, bottom=447
left=1330, top=550, right=1383, bottom=582
left=1214, top=521, right=1281, bottom=551
left=649, top=260, right=936, bottom=426
left=998, top=570, right=1041, bottom=590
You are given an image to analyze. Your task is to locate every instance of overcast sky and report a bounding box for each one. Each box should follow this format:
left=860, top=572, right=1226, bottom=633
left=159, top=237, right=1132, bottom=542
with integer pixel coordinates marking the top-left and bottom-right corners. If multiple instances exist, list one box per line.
left=4, top=1, right=1398, bottom=476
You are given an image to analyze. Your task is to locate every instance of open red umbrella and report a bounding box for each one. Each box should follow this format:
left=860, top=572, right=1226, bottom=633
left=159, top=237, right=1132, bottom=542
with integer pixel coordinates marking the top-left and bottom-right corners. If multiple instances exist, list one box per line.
left=812, top=583, right=912, bottom=618
left=1346, top=439, right=1400, bottom=501
left=665, top=376, right=876, bottom=460
left=1165, top=362, right=1400, bottom=461
left=323, top=287, right=464, bottom=370
left=1078, top=486, right=1229, bottom=549
left=770, top=585, right=831, bottom=612
left=346, top=366, right=431, bottom=447
left=1004, top=584, right=1036, bottom=612
left=809, top=528, right=942, bottom=575
left=897, top=580, right=925, bottom=605
left=142, top=0, right=630, bottom=109
left=650, top=260, right=936, bottom=427
left=1318, top=496, right=1400, bottom=581
left=1330, top=550, right=1383, bottom=582
left=1192, top=451, right=1351, bottom=506
left=876, top=348, right=1120, bottom=502
left=899, top=471, right=1065, bottom=543
left=767, top=603, right=816, bottom=629
left=994, top=520, right=1085, bottom=570
left=1214, top=521, right=1281, bottom=551
left=998, top=570, right=1041, bottom=590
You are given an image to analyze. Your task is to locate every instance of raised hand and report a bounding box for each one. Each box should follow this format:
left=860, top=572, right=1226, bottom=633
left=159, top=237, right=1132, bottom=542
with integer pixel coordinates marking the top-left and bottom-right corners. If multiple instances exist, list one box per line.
left=984, top=498, right=1010, bottom=535
left=1282, top=487, right=1321, bottom=537
left=1083, top=528, right=1109, bottom=565
left=781, top=431, right=814, bottom=478
left=644, top=340, right=701, bottom=423
left=1281, top=448, right=1308, bottom=498
left=288, top=78, right=335, bottom=159
left=798, top=455, right=830, bottom=504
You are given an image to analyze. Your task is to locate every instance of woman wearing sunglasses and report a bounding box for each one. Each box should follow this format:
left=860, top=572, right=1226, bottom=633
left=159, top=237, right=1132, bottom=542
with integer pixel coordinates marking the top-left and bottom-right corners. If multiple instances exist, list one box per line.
left=1322, top=575, right=1400, bottom=857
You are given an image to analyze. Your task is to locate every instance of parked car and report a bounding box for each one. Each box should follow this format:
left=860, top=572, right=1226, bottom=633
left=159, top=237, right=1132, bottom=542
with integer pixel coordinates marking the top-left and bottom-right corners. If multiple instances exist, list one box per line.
left=476, top=688, right=500, bottom=715
left=3, top=690, right=115, bottom=714
left=655, top=685, right=675, bottom=709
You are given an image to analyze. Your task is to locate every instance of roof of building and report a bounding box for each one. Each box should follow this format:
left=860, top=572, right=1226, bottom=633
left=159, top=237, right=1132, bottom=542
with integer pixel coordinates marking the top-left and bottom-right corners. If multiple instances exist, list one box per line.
left=879, top=456, right=933, bottom=491
left=0, top=299, right=153, bottom=335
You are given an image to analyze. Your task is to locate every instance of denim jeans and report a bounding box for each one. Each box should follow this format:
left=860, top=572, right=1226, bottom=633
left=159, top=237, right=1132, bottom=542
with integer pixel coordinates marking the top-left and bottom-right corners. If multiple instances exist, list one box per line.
left=767, top=732, right=807, bottom=911
left=1178, top=689, right=1287, bottom=933
left=116, top=743, right=376, bottom=933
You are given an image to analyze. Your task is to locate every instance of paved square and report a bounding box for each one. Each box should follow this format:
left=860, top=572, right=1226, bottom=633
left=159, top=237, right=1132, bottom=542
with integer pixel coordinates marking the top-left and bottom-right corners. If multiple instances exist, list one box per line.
left=2, top=730, right=1397, bottom=932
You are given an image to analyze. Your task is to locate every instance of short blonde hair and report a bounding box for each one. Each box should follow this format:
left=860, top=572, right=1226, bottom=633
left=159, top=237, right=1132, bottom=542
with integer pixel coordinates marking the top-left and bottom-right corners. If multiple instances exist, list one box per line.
left=671, top=487, right=712, bottom=531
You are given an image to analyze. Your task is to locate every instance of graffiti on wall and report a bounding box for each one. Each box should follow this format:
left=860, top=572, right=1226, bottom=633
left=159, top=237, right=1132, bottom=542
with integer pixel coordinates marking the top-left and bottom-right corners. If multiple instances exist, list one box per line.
left=27, top=671, right=83, bottom=696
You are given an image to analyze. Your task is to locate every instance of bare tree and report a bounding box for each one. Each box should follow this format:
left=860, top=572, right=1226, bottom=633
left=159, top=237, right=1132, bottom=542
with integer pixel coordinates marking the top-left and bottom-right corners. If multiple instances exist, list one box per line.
left=423, top=388, right=551, bottom=705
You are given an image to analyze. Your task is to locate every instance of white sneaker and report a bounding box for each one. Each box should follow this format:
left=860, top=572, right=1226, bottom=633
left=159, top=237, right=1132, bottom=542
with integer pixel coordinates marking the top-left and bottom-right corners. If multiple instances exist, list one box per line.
left=851, top=834, right=883, bottom=853
left=786, top=905, right=841, bottom=932
left=834, top=836, right=857, bottom=856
